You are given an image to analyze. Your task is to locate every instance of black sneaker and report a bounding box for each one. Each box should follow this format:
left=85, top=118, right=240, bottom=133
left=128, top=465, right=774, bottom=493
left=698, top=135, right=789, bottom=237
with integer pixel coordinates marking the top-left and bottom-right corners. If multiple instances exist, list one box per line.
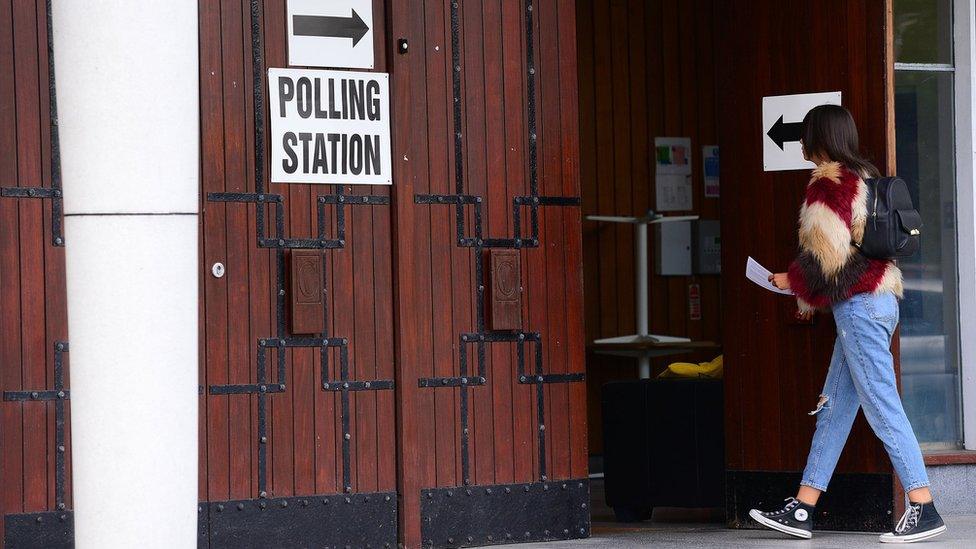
left=748, top=497, right=814, bottom=539
left=879, top=501, right=947, bottom=543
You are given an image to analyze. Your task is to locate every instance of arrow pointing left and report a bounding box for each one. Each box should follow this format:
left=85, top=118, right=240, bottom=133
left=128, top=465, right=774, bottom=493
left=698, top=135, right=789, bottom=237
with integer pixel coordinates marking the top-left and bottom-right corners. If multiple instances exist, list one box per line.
left=766, top=115, right=805, bottom=151
left=293, top=9, right=369, bottom=47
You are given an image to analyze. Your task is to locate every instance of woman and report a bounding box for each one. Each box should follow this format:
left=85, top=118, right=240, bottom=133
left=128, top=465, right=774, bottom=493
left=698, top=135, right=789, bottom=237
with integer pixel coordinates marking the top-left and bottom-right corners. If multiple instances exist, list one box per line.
left=748, top=105, right=946, bottom=543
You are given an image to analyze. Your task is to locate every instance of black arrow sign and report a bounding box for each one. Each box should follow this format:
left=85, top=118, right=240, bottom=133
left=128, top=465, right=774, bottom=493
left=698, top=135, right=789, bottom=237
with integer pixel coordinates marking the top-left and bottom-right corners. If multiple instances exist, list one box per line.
left=766, top=115, right=804, bottom=151
left=293, top=9, right=369, bottom=47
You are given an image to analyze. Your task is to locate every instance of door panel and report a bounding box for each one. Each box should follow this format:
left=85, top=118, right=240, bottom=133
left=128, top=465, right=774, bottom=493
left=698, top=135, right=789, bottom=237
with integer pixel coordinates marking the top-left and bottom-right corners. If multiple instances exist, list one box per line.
left=198, top=1, right=396, bottom=546
left=715, top=0, right=896, bottom=531
left=0, top=0, right=73, bottom=546
left=390, top=1, right=588, bottom=547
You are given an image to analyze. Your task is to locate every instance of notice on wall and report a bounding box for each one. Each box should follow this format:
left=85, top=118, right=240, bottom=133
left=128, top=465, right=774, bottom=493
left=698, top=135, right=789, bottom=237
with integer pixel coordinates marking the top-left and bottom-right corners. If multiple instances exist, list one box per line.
left=762, top=91, right=842, bottom=172
left=287, top=0, right=374, bottom=69
left=655, top=137, right=692, bottom=211
left=655, top=137, right=692, bottom=175
left=702, top=145, right=719, bottom=198
left=688, top=283, right=702, bottom=321
left=656, top=174, right=693, bottom=212
left=268, top=68, right=392, bottom=185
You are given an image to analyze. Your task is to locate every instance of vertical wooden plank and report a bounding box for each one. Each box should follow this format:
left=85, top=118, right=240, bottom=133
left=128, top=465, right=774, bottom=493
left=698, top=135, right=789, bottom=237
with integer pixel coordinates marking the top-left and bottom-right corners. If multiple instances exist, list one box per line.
left=538, top=0, right=569, bottom=482
left=260, top=0, right=295, bottom=499
left=577, top=0, right=599, bottom=348
left=201, top=0, right=231, bottom=504
left=501, top=0, right=533, bottom=485
left=555, top=0, right=587, bottom=481
left=391, top=0, right=436, bottom=543
left=609, top=0, right=634, bottom=339
left=368, top=0, right=397, bottom=495
left=461, top=0, right=495, bottom=488
left=196, top=0, right=212, bottom=500
left=12, top=0, right=48, bottom=512
left=648, top=0, right=669, bottom=339
left=0, top=0, right=26, bottom=527
left=591, top=0, right=616, bottom=342
left=351, top=187, right=378, bottom=493
left=220, top=0, right=255, bottom=502
left=422, top=0, right=459, bottom=490
left=482, top=0, right=515, bottom=486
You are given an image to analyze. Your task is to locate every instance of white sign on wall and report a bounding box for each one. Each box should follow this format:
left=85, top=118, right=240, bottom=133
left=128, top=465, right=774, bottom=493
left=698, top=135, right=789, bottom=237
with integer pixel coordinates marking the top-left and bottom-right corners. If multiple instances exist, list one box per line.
left=268, top=68, right=392, bottom=185
left=762, top=91, right=842, bottom=171
left=287, top=0, right=374, bottom=69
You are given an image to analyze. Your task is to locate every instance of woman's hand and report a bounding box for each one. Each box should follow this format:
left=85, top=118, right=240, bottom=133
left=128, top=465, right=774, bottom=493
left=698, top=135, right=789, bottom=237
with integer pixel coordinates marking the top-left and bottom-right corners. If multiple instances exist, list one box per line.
left=768, top=272, right=790, bottom=290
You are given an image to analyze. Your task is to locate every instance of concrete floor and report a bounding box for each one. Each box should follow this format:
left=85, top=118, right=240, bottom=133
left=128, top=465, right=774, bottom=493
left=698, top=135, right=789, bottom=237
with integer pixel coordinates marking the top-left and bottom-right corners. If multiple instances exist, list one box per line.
left=500, top=515, right=976, bottom=548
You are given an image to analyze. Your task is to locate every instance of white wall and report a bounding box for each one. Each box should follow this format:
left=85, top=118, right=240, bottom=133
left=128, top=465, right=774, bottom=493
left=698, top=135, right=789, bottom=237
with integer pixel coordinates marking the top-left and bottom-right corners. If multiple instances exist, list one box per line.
left=51, top=1, right=199, bottom=546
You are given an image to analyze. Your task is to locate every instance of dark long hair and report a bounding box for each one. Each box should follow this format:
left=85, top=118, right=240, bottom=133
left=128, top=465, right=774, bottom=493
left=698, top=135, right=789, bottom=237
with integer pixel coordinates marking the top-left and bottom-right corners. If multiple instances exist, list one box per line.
left=801, top=104, right=881, bottom=178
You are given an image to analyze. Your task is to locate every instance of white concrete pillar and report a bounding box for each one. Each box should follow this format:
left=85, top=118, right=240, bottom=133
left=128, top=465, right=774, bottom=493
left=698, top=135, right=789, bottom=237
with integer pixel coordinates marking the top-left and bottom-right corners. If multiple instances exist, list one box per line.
left=51, top=1, right=199, bottom=547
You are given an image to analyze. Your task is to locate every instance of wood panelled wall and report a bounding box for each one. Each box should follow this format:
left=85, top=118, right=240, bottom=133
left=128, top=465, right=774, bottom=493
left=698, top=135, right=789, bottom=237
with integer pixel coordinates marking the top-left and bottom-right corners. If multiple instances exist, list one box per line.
left=576, top=0, right=722, bottom=454
left=390, top=1, right=585, bottom=545
left=0, top=0, right=71, bottom=539
left=715, top=0, right=893, bottom=476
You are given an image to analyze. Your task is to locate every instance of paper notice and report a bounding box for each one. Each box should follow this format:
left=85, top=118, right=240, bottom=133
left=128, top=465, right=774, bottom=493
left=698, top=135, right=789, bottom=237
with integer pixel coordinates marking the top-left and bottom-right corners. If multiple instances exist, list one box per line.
left=746, top=256, right=794, bottom=295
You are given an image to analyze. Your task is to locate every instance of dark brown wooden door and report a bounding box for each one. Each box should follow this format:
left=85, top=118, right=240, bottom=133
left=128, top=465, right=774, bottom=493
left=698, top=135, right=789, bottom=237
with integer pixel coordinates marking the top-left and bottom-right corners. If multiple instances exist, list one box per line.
left=715, top=0, right=897, bottom=531
left=198, top=1, right=396, bottom=547
left=198, top=1, right=587, bottom=547
left=389, top=1, right=588, bottom=547
left=0, top=0, right=73, bottom=546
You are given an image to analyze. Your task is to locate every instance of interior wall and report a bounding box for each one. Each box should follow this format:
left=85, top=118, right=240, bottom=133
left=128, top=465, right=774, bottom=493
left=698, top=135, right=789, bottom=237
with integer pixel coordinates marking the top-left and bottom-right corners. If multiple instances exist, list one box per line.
left=714, top=0, right=893, bottom=477
left=576, top=0, right=722, bottom=454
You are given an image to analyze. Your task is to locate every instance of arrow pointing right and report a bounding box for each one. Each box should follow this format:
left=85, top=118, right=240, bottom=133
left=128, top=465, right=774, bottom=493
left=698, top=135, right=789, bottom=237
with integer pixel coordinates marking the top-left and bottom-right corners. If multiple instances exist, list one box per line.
left=293, top=9, right=370, bottom=47
left=766, top=115, right=805, bottom=151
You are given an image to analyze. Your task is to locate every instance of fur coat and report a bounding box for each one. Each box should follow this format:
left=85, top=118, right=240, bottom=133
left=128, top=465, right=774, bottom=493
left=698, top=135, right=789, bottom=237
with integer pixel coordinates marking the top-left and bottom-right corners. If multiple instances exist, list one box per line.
left=787, top=161, right=903, bottom=313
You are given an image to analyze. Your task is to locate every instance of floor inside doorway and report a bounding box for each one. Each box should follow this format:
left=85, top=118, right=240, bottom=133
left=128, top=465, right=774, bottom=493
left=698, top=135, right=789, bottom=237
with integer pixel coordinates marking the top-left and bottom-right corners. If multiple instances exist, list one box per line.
left=496, top=479, right=976, bottom=548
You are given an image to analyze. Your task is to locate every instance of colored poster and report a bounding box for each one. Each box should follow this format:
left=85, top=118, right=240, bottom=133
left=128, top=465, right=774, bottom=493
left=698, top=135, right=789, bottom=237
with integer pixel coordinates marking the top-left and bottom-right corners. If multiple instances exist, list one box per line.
left=654, top=137, right=692, bottom=175
left=703, top=145, right=719, bottom=198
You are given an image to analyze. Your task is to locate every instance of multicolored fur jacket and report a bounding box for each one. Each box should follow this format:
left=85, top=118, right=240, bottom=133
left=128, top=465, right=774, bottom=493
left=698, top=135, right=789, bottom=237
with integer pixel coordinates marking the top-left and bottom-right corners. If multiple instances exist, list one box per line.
left=787, top=161, right=903, bottom=313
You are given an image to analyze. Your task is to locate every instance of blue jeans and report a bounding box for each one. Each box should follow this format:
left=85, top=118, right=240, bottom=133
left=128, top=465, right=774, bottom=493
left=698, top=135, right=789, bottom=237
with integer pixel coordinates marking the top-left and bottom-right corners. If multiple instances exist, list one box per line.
left=800, top=291, right=930, bottom=493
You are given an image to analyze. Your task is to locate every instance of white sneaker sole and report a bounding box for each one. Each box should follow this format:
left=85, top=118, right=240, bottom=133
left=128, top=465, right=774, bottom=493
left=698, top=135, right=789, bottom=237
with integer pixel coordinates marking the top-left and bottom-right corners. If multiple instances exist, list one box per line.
left=749, top=509, right=813, bottom=539
left=879, top=524, right=947, bottom=543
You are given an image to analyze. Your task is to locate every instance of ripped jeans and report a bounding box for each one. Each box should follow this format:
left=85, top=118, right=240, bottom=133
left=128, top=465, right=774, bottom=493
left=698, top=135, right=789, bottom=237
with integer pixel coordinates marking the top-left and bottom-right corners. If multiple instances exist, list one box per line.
left=800, top=291, right=930, bottom=493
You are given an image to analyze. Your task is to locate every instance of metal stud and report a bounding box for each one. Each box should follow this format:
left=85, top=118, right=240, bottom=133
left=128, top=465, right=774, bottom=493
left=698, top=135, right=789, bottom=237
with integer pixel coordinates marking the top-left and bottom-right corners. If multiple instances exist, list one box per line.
left=238, top=503, right=245, bottom=511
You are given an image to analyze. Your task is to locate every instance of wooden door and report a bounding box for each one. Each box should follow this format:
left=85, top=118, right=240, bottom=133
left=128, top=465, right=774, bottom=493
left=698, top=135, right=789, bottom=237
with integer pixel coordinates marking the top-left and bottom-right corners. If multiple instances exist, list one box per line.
left=389, top=1, right=588, bottom=547
left=715, top=0, right=897, bottom=531
left=0, top=1, right=73, bottom=547
left=198, top=1, right=396, bottom=547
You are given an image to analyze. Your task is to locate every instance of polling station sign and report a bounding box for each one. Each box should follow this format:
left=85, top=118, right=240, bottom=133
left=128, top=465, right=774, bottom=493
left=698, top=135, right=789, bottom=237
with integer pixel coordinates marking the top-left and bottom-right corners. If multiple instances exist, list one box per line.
left=268, top=68, right=391, bottom=185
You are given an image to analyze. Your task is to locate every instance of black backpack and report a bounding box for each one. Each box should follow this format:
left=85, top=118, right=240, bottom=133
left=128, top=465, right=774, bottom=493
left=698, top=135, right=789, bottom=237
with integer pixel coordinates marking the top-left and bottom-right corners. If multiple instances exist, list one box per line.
left=857, top=176, right=921, bottom=259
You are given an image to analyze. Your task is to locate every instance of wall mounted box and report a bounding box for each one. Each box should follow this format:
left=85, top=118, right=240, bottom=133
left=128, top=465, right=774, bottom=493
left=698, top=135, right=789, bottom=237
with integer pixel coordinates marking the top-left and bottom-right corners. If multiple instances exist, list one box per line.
left=654, top=221, right=692, bottom=276
left=693, top=220, right=722, bottom=274
left=289, top=250, right=325, bottom=334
